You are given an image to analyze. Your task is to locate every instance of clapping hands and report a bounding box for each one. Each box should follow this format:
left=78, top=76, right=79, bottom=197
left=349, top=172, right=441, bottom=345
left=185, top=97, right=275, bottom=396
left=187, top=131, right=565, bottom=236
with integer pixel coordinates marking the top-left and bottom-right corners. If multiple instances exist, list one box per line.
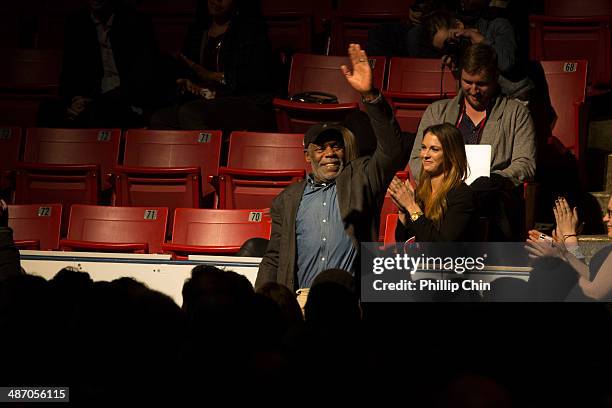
left=525, top=229, right=566, bottom=259
left=387, top=176, right=418, bottom=214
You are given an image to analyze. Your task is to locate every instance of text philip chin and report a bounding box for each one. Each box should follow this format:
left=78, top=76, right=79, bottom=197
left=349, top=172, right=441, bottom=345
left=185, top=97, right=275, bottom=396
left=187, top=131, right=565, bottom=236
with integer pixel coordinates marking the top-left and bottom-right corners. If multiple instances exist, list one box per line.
left=372, top=279, right=491, bottom=292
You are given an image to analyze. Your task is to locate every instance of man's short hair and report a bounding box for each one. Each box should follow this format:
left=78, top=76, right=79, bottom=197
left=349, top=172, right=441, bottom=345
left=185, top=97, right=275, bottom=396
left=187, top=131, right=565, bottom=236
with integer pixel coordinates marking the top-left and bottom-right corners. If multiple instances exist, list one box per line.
left=460, top=43, right=499, bottom=80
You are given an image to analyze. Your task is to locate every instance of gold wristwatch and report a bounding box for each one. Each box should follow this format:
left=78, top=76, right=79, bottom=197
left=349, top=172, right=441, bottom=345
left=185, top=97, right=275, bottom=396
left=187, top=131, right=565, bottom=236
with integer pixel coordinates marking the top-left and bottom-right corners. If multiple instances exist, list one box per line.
left=410, top=210, right=424, bottom=222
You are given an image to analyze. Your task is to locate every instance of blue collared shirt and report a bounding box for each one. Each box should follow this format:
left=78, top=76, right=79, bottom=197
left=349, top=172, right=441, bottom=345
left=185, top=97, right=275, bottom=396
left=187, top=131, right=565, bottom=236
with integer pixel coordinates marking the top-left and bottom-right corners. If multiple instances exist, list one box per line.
left=295, top=175, right=357, bottom=288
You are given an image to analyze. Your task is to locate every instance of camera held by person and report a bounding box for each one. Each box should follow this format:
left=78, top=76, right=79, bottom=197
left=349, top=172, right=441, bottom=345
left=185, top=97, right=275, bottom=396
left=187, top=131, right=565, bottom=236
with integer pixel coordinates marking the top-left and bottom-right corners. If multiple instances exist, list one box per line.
left=441, top=35, right=472, bottom=72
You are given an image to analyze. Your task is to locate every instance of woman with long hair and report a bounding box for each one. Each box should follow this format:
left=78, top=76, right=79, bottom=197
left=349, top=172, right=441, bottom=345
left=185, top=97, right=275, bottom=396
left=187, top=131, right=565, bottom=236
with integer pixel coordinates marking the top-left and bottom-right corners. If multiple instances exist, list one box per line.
left=389, top=123, right=476, bottom=242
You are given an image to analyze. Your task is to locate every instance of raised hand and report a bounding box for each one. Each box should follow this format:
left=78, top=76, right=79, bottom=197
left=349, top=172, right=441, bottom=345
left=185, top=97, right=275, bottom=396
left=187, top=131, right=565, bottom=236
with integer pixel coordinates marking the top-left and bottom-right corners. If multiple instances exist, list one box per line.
left=340, top=44, right=375, bottom=99
left=553, top=197, right=579, bottom=240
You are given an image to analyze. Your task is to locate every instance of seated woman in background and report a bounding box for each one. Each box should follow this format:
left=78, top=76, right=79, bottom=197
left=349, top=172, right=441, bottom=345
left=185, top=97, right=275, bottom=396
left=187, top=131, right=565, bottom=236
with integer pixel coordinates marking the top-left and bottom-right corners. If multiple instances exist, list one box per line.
left=389, top=123, right=476, bottom=242
left=150, top=0, right=277, bottom=133
left=526, top=196, right=612, bottom=301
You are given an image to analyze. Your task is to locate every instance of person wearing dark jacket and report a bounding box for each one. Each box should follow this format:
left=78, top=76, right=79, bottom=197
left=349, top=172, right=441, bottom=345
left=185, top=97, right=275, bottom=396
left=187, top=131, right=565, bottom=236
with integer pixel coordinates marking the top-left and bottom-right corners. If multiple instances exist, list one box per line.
left=0, top=200, right=22, bottom=281
left=38, top=0, right=162, bottom=128
left=255, top=45, right=411, bottom=298
left=149, top=0, right=277, bottom=133
left=389, top=123, right=477, bottom=242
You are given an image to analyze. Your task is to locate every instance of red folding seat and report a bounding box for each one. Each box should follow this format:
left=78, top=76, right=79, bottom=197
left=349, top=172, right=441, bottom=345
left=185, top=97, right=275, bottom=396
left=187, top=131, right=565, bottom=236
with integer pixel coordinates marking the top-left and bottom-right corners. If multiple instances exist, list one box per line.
left=261, top=0, right=314, bottom=55
left=59, top=205, right=168, bottom=254
left=113, top=129, right=222, bottom=210
left=273, top=53, right=387, bottom=133
left=544, top=0, right=612, bottom=18
left=0, top=49, right=62, bottom=126
left=15, top=128, right=121, bottom=233
left=540, top=60, right=588, bottom=159
left=0, top=126, right=22, bottom=194
left=530, top=15, right=612, bottom=93
left=383, top=213, right=400, bottom=246
left=137, top=0, right=194, bottom=55
left=378, top=169, right=414, bottom=242
left=8, top=203, right=62, bottom=250
left=330, top=0, right=413, bottom=55
left=219, top=132, right=306, bottom=209
left=384, top=57, right=458, bottom=133
left=162, top=208, right=271, bottom=259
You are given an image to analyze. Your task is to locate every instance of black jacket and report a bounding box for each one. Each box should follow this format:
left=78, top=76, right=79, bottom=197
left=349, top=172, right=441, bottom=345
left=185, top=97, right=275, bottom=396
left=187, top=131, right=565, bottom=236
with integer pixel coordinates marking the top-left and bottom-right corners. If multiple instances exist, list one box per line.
left=395, top=182, right=477, bottom=242
left=256, top=96, right=411, bottom=290
left=59, top=8, right=161, bottom=107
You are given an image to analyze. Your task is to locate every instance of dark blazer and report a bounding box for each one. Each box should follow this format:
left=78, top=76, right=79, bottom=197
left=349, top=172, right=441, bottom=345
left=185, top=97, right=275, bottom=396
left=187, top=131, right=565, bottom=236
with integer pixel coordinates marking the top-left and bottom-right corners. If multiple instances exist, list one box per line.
left=395, top=182, right=477, bottom=242
left=59, top=8, right=160, bottom=107
left=256, top=96, right=411, bottom=290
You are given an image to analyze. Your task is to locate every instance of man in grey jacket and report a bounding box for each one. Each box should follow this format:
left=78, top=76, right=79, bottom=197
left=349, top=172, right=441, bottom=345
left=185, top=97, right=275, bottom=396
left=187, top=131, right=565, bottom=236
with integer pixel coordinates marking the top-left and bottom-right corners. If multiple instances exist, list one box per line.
left=256, top=44, right=410, bottom=299
left=409, top=43, right=536, bottom=240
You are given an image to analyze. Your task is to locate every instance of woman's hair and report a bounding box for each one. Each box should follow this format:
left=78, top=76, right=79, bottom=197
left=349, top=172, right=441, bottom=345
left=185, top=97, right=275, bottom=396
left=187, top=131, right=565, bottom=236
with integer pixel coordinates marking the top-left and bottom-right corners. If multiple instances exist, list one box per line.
left=422, top=10, right=460, bottom=45
left=340, top=127, right=359, bottom=163
left=415, top=123, right=468, bottom=227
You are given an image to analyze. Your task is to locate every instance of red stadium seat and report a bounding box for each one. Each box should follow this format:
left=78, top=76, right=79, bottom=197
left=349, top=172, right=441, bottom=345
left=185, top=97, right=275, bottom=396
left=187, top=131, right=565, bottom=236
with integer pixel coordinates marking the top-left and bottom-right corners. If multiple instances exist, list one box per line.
left=129, top=0, right=195, bottom=55
left=8, top=203, right=62, bottom=250
left=0, top=126, right=22, bottom=194
left=529, top=15, right=612, bottom=92
left=330, top=0, right=413, bottom=55
left=59, top=205, right=168, bottom=254
left=15, top=128, right=121, bottom=234
left=384, top=57, right=458, bottom=133
left=273, top=53, right=387, bottom=133
left=150, top=16, right=192, bottom=56
left=544, top=0, right=612, bottom=17
left=261, top=0, right=313, bottom=54
left=383, top=213, right=400, bottom=246
left=219, top=132, right=306, bottom=209
left=378, top=169, right=414, bottom=242
left=21, top=127, right=120, bottom=190
left=114, top=129, right=222, bottom=211
left=0, top=49, right=62, bottom=126
left=138, top=0, right=193, bottom=56
left=0, top=49, right=62, bottom=92
left=162, top=208, right=272, bottom=258
left=386, top=57, right=458, bottom=99
left=541, top=60, right=588, bottom=159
